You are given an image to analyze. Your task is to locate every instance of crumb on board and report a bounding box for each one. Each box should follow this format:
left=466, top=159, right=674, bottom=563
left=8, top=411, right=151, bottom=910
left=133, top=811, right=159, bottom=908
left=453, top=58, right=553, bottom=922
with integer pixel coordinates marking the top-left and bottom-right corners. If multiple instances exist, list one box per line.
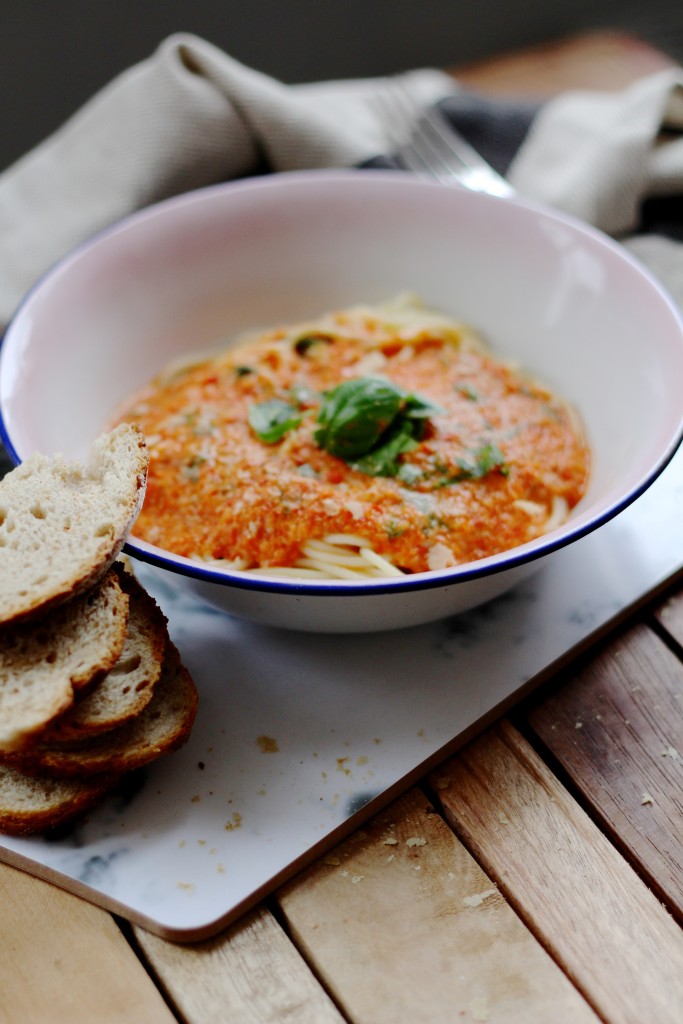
left=463, top=888, right=498, bottom=908
left=257, top=735, right=279, bottom=753
left=406, top=837, right=427, bottom=848
left=641, top=792, right=655, bottom=805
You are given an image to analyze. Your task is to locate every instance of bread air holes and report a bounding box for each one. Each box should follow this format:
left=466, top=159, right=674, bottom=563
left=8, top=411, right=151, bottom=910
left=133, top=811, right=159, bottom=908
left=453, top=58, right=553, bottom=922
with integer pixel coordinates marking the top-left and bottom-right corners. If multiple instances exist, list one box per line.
left=95, top=522, right=114, bottom=537
left=30, top=503, right=47, bottom=519
left=112, top=654, right=142, bottom=677
left=0, top=508, right=14, bottom=532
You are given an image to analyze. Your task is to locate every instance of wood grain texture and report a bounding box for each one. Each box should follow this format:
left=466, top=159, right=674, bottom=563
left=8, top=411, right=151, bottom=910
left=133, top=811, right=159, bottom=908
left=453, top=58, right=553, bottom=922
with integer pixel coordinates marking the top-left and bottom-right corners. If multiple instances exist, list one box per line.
left=433, top=721, right=683, bottom=1024
left=654, top=585, right=683, bottom=649
left=525, top=622, right=683, bottom=919
left=277, top=787, right=599, bottom=1024
left=453, top=30, right=676, bottom=95
left=134, top=906, right=344, bottom=1024
left=0, top=863, right=174, bottom=1024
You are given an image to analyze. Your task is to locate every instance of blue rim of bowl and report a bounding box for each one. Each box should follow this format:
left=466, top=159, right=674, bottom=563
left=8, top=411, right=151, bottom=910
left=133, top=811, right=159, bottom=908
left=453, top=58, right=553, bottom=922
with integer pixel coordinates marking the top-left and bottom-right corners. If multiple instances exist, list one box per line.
left=1, top=169, right=683, bottom=598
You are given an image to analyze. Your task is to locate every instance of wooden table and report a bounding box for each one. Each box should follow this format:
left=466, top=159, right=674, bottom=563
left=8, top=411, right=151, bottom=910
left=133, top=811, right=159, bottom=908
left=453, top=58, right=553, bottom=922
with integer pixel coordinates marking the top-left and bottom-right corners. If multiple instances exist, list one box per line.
left=2, top=32, right=682, bottom=1024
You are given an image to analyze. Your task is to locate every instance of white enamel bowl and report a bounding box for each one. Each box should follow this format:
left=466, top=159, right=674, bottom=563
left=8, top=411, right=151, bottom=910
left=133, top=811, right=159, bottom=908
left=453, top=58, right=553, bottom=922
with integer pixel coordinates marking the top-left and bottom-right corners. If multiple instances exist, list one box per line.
left=2, top=170, right=683, bottom=632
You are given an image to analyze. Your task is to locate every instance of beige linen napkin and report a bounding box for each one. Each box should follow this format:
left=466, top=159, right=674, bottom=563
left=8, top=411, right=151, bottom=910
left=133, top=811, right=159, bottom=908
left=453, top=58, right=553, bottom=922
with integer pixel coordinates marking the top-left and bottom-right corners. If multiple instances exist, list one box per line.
left=0, top=33, right=452, bottom=327
left=1, top=32, right=683, bottom=326
left=508, top=68, right=683, bottom=304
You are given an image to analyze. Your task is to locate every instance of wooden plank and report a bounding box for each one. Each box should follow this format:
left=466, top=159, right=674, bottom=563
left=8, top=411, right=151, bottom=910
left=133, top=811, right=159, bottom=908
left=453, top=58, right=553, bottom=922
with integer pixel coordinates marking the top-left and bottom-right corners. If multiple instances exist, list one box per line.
left=277, top=787, right=599, bottom=1024
left=433, top=721, right=683, bottom=1024
left=525, top=622, right=683, bottom=918
left=0, top=863, right=174, bottom=1024
left=134, top=906, right=344, bottom=1024
left=453, top=30, right=676, bottom=96
left=654, top=585, right=683, bottom=648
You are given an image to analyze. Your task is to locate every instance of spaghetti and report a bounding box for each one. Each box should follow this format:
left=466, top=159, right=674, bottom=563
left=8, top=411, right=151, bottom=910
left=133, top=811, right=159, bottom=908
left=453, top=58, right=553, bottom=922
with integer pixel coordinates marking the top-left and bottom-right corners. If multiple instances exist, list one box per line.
left=115, top=296, right=590, bottom=578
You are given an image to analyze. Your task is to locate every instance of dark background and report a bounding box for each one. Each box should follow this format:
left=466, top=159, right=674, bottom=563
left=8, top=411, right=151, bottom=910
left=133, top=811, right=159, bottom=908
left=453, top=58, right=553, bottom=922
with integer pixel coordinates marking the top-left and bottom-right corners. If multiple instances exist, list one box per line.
left=1, top=0, right=683, bottom=171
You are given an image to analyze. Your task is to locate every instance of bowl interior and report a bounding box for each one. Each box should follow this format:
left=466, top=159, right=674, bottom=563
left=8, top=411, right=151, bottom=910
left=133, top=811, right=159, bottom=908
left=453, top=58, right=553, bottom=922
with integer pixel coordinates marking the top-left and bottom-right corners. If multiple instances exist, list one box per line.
left=2, top=170, right=683, bottom=582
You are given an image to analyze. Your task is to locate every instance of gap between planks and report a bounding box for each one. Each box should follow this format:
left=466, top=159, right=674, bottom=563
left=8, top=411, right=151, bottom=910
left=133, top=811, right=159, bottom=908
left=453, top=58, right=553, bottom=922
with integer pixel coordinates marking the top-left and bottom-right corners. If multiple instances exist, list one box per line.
left=133, top=904, right=346, bottom=1024
left=277, top=786, right=599, bottom=1024
left=132, top=589, right=683, bottom=1024
left=432, top=720, right=683, bottom=1024
left=522, top=608, right=683, bottom=919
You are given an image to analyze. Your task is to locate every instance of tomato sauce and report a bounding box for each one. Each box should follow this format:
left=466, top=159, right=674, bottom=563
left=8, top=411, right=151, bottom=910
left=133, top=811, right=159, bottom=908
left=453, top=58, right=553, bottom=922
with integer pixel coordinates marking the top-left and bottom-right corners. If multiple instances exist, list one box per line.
left=115, top=301, right=590, bottom=574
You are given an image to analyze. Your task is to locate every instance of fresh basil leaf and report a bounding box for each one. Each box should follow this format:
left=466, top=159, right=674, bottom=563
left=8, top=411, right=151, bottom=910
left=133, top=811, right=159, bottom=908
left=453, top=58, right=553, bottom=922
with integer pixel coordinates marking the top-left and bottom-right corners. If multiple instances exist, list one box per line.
left=404, top=393, right=444, bottom=419
left=314, top=376, right=442, bottom=478
left=248, top=399, right=302, bottom=444
left=314, top=378, right=406, bottom=459
left=351, top=422, right=419, bottom=477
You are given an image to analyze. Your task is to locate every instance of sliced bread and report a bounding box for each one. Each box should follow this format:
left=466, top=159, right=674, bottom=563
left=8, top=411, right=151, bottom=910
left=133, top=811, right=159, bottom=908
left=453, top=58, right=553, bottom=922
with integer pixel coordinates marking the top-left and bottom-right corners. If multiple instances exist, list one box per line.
left=0, top=423, right=148, bottom=627
left=2, top=643, right=199, bottom=777
left=41, top=566, right=169, bottom=742
left=0, top=568, right=129, bottom=751
left=0, top=764, right=119, bottom=836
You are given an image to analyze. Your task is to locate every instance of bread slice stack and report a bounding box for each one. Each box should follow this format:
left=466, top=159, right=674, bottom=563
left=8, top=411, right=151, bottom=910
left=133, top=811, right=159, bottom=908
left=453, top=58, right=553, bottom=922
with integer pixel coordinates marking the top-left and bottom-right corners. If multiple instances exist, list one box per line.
left=0, top=425, right=198, bottom=835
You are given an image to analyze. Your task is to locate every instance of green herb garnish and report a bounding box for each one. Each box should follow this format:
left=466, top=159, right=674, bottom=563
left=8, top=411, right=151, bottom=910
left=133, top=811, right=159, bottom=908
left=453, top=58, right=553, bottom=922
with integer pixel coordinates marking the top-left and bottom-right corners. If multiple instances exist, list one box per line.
left=294, top=334, right=331, bottom=357
left=460, top=442, right=509, bottom=478
left=351, top=422, right=420, bottom=478
left=436, top=442, right=509, bottom=485
left=313, top=377, right=442, bottom=477
left=248, top=399, right=302, bottom=444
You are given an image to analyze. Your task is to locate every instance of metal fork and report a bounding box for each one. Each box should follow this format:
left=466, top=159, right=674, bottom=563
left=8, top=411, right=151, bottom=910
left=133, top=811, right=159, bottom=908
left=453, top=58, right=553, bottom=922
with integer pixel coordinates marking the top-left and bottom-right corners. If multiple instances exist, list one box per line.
left=372, top=82, right=514, bottom=198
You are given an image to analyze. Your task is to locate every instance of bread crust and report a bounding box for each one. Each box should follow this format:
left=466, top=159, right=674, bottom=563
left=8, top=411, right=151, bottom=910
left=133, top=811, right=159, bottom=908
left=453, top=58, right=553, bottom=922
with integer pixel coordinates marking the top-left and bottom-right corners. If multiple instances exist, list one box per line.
left=0, top=428, right=200, bottom=835
left=2, top=644, right=199, bottom=777
left=0, top=569, right=129, bottom=751
left=0, top=424, right=148, bottom=627
left=0, top=764, right=120, bottom=835
left=39, top=565, right=169, bottom=742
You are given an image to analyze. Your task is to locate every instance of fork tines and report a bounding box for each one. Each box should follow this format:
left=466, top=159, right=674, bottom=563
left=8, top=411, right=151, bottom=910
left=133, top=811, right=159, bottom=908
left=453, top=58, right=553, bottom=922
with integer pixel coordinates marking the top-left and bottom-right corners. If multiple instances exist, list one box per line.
left=374, top=81, right=514, bottom=197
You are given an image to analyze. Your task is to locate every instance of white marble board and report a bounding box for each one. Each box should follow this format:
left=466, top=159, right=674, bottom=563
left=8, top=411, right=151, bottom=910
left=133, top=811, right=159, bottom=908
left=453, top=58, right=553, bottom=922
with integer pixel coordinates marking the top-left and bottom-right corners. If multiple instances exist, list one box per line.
left=1, top=446, right=682, bottom=940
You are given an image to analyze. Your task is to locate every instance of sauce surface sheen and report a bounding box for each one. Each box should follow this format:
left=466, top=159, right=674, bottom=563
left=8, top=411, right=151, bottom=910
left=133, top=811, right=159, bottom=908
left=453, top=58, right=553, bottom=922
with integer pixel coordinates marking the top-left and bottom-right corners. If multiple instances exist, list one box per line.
left=116, top=300, right=590, bottom=575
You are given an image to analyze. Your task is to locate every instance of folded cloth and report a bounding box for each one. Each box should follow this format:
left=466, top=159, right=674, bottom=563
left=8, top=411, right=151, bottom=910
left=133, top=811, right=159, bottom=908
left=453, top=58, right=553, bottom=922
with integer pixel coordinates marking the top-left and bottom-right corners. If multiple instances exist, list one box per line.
left=0, top=33, right=452, bottom=328
left=1, top=31, right=683, bottom=332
